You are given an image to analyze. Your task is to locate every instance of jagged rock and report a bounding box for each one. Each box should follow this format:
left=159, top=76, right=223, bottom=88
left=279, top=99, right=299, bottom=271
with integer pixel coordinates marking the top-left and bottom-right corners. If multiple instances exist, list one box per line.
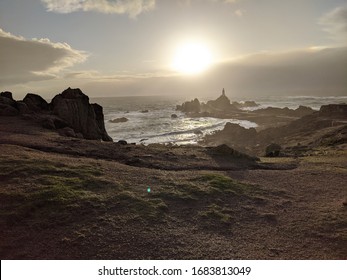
left=177, top=98, right=201, bottom=113
left=319, top=104, right=347, bottom=118
left=92, top=103, right=112, bottom=141
left=0, top=91, right=13, bottom=100
left=109, top=117, right=128, bottom=123
left=23, top=93, right=49, bottom=111
left=51, top=88, right=112, bottom=141
left=265, top=143, right=282, bottom=157
left=254, top=106, right=315, bottom=117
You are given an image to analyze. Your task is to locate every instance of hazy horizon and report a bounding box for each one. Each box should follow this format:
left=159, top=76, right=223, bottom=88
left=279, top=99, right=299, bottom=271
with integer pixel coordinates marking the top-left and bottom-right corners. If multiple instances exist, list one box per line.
left=1, top=0, right=347, bottom=99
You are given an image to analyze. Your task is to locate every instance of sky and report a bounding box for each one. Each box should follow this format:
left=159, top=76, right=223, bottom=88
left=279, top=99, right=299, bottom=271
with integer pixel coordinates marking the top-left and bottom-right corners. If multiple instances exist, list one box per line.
left=1, top=0, right=347, bottom=99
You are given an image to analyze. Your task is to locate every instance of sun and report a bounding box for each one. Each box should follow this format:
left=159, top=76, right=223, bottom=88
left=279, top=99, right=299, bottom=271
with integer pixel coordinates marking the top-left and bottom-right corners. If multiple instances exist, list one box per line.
left=172, top=42, right=213, bottom=75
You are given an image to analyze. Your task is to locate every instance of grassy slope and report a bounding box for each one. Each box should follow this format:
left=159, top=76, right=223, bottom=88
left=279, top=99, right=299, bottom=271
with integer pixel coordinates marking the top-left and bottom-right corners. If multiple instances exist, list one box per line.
left=0, top=144, right=346, bottom=259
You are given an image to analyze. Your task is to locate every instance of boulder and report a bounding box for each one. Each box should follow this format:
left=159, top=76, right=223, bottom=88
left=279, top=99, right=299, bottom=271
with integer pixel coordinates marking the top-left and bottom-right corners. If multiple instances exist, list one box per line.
left=109, top=117, right=128, bottom=123
left=208, top=144, right=258, bottom=161
left=50, top=88, right=112, bottom=141
left=23, top=93, right=49, bottom=111
left=171, top=114, right=178, bottom=119
left=118, top=140, right=128, bottom=145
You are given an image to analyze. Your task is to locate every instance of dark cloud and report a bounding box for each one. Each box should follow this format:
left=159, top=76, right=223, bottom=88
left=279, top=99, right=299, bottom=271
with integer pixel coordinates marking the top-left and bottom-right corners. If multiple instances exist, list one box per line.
left=0, top=28, right=88, bottom=86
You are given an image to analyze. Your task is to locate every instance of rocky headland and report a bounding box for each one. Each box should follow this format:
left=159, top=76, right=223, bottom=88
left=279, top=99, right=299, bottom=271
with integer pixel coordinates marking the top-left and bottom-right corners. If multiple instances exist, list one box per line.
left=0, top=88, right=346, bottom=260
left=176, top=90, right=316, bottom=129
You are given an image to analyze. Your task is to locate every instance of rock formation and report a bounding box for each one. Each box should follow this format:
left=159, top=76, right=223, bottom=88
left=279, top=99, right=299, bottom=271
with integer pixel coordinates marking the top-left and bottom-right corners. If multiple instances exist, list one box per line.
left=176, top=98, right=201, bottom=113
left=109, top=117, right=128, bottom=123
left=176, top=89, right=240, bottom=114
left=253, top=106, right=314, bottom=118
left=23, top=93, right=49, bottom=111
left=206, top=89, right=238, bottom=112
left=51, top=88, right=112, bottom=141
left=319, top=104, right=347, bottom=118
left=0, top=88, right=113, bottom=142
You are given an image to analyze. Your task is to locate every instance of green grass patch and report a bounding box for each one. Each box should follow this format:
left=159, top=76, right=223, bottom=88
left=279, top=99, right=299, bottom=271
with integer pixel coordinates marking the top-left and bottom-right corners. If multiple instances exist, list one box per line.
left=0, top=158, right=119, bottom=227
left=198, top=204, right=233, bottom=224
left=114, top=191, right=168, bottom=221
left=193, top=173, right=263, bottom=196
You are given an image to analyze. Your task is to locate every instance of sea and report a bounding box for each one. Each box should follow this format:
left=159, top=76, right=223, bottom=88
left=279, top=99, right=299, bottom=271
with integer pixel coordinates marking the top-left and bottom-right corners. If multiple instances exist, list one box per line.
left=91, top=95, right=347, bottom=145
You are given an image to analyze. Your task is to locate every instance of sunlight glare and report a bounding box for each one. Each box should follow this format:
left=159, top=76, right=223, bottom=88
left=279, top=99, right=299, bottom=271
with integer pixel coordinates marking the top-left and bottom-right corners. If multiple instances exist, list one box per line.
left=172, top=42, right=213, bottom=75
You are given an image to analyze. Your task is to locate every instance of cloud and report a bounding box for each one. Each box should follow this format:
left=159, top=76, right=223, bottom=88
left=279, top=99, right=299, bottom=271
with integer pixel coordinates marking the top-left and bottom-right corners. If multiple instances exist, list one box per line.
left=0, top=28, right=88, bottom=86
left=82, top=46, right=347, bottom=97
left=40, top=0, right=240, bottom=17
left=41, top=0, right=156, bottom=18
left=320, top=5, right=347, bottom=41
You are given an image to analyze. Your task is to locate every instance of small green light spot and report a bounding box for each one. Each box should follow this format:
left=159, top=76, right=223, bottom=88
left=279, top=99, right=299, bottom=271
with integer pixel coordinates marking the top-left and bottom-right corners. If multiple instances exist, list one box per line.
left=147, top=187, right=151, bottom=193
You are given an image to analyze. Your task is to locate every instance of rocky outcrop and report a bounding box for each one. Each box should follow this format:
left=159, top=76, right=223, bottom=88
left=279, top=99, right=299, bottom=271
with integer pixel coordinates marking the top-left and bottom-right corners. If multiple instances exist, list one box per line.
left=23, top=93, right=49, bottom=111
left=0, top=88, right=112, bottom=141
left=109, top=117, right=128, bottom=123
left=51, top=88, right=112, bottom=141
left=0, top=91, right=13, bottom=100
left=253, top=106, right=315, bottom=118
left=176, top=89, right=240, bottom=115
left=206, top=91, right=238, bottom=112
left=176, top=98, right=201, bottom=113
left=232, top=100, right=259, bottom=108
left=0, top=92, right=18, bottom=116
left=202, top=122, right=257, bottom=153
left=319, top=104, right=347, bottom=118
